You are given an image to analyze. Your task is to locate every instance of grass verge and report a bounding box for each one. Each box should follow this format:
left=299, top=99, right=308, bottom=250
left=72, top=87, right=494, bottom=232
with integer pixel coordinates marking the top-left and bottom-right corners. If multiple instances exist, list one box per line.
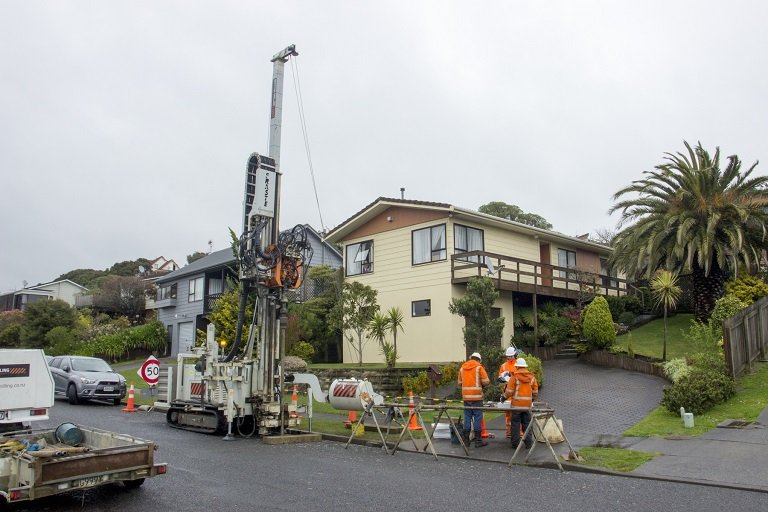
left=575, top=447, right=661, bottom=472
left=625, top=361, right=768, bottom=437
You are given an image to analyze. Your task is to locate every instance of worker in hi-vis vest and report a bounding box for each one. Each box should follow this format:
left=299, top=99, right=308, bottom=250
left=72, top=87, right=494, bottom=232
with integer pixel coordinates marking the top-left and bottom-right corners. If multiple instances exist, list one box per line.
left=503, top=357, right=539, bottom=450
left=458, top=352, right=490, bottom=447
left=497, top=346, right=520, bottom=438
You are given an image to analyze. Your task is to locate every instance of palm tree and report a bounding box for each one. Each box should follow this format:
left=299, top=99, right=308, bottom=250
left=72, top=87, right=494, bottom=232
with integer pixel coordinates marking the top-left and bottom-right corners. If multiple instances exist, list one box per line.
left=609, top=141, right=768, bottom=321
left=367, top=312, right=393, bottom=367
left=386, top=307, right=405, bottom=368
left=650, top=270, right=682, bottom=361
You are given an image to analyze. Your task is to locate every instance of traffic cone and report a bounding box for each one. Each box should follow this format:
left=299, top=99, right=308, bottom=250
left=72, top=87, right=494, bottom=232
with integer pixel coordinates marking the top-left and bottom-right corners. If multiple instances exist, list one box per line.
left=480, top=417, right=492, bottom=438
left=122, top=383, right=137, bottom=413
left=290, top=385, right=299, bottom=419
left=407, top=391, right=423, bottom=431
left=344, top=410, right=357, bottom=427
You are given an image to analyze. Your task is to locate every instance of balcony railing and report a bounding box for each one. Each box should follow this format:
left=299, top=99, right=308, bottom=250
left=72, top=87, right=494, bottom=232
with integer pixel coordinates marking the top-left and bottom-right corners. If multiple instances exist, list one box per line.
left=155, top=297, right=177, bottom=309
left=451, top=250, right=629, bottom=299
left=204, top=293, right=224, bottom=313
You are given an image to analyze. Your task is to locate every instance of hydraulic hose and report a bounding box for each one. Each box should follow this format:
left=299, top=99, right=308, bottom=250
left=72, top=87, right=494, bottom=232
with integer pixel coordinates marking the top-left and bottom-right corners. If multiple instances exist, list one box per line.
left=223, top=281, right=250, bottom=362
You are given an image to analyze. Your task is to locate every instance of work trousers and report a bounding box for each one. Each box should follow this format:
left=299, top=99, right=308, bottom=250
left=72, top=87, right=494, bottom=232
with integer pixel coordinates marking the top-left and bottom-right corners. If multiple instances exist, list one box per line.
left=463, top=401, right=483, bottom=436
left=511, top=410, right=533, bottom=448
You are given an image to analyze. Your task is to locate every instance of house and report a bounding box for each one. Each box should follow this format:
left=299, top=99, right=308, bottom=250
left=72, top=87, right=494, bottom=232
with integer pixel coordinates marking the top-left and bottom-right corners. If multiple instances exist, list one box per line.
left=0, top=279, right=88, bottom=311
left=324, top=197, right=627, bottom=364
left=148, top=256, right=180, bottom=273
left=155, top=225, right=342, bottom=356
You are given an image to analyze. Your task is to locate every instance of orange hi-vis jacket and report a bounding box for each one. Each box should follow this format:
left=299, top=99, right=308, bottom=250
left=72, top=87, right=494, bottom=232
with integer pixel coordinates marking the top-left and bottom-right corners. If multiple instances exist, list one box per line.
left=498, top=359, right=517, bottom=395
left=503, top=368, right=539, bottom=408
left=458, top=359, right=490, bottom=402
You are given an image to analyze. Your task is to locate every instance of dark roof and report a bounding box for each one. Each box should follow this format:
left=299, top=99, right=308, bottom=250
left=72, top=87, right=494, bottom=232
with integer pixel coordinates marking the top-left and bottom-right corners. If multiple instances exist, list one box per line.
left=155, top=248, right=235, bottom=284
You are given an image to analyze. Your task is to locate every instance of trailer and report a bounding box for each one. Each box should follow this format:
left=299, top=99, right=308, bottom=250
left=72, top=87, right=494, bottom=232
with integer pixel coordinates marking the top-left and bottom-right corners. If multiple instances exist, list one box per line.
left=0, top=424, right=167, bottom=506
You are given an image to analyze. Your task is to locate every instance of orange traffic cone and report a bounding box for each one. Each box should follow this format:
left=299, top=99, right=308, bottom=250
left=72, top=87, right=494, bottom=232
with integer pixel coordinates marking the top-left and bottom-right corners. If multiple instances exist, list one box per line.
left=480, top=417, right=492, bottom=438
left=407, top=391, right=423, bottom=431
left=345, top=410, right=357, bottom=427
left=122, top=383, right=137, bottom=413
left=290, top=385, right=299, bottom=419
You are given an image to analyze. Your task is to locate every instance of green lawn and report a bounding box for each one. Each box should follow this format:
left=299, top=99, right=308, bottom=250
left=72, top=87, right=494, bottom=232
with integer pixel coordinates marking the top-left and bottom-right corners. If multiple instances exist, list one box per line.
left=614, top=314, right=695, bottom=360
left=575, top=447, right=662, bottom=472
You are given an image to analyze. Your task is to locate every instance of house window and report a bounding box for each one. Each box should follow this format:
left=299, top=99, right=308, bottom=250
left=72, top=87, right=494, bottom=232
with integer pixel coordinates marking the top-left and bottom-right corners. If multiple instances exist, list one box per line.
left=600, top=258, right=618, bottom=289
left=558, top=249, right=577, bottom=279
left=188, top=277, right=203, bottom=302
left=158, top=283, right=177, bottom=300
left=454, top=224, right=484, bottom=262
left=346, top=241, right=373, bottom=276
left=412, top=224, right=446, bottom=264
left=412, top=299, right=431, bottom=317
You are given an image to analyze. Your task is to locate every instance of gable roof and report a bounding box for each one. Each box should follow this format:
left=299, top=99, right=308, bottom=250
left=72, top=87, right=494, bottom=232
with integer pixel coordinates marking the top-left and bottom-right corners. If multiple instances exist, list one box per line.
left=155, top=248, right=235, bottom=284
left=28, top=279, right=89, bottom=292
left=325, top=197, right=612, bottom=254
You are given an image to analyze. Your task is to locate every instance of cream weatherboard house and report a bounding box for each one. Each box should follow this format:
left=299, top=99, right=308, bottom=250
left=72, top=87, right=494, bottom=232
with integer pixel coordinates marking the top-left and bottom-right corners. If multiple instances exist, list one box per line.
left=324, top=198, right=627, bottom=364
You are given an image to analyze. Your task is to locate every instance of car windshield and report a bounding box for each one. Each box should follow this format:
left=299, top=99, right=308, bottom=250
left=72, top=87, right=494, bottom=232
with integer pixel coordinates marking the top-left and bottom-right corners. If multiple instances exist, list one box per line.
left=71, top=358, right=112, bottom=372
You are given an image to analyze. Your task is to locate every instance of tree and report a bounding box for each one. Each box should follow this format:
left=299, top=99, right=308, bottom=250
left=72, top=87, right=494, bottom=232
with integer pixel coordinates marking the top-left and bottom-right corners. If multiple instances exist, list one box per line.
left=581, top=296, right=615, bottom=349
left=448, top=276, right=505, bottom=356
left=609, top=141, right=768, bottom=322
left=334, top=281, right=378, bottom=365
left=386, top=306, right=405, bottom=368
left=479, top=201, right=553, bottom=230
left=650, top=270, right=682, bottom=361
left=367, top=311, right=396, bottom=368
left=187, top=251, right=208, bottom=264
left=93, top=276, right=152, bottom=320
left=20, top=299, right=78, bottom=348
left=0, top=310, right=25, bottom=347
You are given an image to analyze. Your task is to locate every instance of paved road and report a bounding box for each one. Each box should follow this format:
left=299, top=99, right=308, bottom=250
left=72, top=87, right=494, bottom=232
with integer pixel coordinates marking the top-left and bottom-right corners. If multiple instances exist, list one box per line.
left=10, top=399, right=768, bottom=511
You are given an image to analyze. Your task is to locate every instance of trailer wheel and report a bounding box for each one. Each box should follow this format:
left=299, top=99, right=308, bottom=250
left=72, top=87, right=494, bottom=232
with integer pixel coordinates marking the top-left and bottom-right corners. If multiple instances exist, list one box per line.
left=67, top=384, right=80, bottom=405
left=123, top=478, right=145, bottom=489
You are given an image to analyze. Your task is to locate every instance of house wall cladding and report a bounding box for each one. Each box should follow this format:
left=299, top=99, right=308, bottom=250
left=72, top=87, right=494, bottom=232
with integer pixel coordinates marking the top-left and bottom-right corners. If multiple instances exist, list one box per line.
left=156, top=275, right=205, bottom=355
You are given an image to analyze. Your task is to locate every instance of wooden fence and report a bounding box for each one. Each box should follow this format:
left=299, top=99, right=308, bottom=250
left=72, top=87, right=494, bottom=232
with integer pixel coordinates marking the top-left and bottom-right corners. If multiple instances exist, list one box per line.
left=723, top=295, right=768, bottom=378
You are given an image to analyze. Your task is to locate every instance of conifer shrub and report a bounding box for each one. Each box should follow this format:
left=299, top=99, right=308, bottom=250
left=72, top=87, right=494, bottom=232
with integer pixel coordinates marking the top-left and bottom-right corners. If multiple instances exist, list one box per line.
left=582, top=296, right=615, bottom=349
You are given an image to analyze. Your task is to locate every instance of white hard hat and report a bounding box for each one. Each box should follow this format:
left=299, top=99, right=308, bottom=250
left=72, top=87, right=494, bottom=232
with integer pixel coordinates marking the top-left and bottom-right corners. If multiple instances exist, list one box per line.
left=505, top=346, right=516, bottom=357
left=515, top=357, right=528, bottom=367
left=470, top=352, right=482, bottom=361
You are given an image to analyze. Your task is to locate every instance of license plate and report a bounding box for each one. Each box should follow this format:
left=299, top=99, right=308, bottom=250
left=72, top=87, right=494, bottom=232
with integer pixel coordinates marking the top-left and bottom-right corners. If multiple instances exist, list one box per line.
left=103, top=386, right=114, bottom=392
left=74, top=475, right=105, bottom=488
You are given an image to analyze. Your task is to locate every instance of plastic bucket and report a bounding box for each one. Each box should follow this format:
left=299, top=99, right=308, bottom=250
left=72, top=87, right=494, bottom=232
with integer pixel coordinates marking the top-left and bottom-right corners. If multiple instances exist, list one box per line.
left=55, top=422, right=84, bottom=446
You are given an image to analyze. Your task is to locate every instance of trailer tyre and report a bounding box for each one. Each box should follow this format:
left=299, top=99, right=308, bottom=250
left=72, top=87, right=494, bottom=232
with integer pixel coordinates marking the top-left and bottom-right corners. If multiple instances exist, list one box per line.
left=67, top=384, right=80, bottom=405
left=123, top=478, right=145, bottom=489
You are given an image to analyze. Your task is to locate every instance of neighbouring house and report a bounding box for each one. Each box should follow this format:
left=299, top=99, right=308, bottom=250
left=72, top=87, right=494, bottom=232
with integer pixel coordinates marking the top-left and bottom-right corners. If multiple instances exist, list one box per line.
left=0, top=279, right=88, bottom=312
left=155, top=225, right=341, bottom=356
left=324, top=197, right=627, bottom=364
left=148, top=256, right=180, bottom=273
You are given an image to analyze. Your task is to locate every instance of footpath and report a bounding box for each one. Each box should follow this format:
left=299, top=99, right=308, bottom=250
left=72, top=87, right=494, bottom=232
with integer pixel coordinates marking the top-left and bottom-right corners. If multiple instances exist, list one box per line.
left=351, top=359, right=768, bottom=493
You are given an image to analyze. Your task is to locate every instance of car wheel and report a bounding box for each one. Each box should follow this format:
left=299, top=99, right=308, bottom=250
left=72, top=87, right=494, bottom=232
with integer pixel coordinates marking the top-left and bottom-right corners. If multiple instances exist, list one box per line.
left=113, top=397, right=122, bottom=406
left=123, top=478, right=145, bottom=489
left=67, top=384, right=80, bottom=405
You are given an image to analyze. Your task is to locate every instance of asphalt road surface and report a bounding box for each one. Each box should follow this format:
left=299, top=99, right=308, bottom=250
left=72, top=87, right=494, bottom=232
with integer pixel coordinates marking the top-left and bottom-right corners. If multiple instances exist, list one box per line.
left=10, top=399, right=768, bottom=511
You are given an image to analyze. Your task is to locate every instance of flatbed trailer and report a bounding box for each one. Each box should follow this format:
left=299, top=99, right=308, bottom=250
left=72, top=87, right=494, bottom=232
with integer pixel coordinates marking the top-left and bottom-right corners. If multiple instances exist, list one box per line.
left=0, top=424, right=167, bottom=506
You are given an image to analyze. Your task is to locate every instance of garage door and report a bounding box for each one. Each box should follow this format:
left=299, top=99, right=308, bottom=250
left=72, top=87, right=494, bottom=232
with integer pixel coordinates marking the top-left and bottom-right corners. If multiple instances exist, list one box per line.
left=179, top=322, right=195, bottom=354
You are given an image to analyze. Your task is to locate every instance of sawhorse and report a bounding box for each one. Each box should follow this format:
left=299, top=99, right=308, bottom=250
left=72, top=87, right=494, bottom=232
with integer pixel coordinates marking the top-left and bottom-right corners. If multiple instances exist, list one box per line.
left=508, top=406, right=576, bottom=472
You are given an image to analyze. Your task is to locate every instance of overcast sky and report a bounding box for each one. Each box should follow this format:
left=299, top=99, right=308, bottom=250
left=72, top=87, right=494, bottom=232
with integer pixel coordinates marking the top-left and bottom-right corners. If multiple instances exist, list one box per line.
left=2, top=1, right=767, bottom=292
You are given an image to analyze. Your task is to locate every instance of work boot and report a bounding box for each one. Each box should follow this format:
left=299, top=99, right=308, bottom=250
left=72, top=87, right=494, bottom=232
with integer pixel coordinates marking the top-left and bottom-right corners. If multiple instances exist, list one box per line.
left=474, top=438, right=488, bottom=447
left=461, top=432, right=470, bottom=445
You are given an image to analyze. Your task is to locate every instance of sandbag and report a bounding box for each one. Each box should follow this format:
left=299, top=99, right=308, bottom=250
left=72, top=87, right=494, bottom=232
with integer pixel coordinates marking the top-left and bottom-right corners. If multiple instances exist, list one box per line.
left=534, top=416, right=565, bottom=443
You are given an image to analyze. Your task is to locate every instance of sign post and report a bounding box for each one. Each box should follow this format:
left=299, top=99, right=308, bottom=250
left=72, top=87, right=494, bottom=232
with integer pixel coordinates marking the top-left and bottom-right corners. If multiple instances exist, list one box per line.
left=138, top=356, right=160, bottom=395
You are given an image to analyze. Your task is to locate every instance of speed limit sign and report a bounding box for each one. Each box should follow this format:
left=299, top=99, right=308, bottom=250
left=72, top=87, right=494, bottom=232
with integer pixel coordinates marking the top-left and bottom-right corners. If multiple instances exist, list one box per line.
left=138, top=356, right=160, bottom=385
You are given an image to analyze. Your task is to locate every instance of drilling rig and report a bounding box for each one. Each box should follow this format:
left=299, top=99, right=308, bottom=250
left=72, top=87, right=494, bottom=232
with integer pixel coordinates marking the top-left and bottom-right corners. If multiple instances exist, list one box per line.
left=165, top=45, right=382, bottom=437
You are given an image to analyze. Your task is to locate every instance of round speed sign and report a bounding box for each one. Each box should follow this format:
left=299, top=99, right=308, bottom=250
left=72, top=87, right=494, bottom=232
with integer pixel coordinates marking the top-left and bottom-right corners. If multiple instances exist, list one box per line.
left=138, top=356, right=160, bottom=385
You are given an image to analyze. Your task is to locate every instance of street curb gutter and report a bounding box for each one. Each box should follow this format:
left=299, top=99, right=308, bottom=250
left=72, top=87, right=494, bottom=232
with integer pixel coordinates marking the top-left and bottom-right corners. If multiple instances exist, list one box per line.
left=313, top=431, right=768, bottom=495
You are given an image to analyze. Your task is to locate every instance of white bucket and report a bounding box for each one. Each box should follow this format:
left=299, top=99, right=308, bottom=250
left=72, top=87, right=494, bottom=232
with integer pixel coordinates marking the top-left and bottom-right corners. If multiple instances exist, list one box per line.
left=682, top=412, right=695, bottom=428
left=431, top=423, right=451, bottom=440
